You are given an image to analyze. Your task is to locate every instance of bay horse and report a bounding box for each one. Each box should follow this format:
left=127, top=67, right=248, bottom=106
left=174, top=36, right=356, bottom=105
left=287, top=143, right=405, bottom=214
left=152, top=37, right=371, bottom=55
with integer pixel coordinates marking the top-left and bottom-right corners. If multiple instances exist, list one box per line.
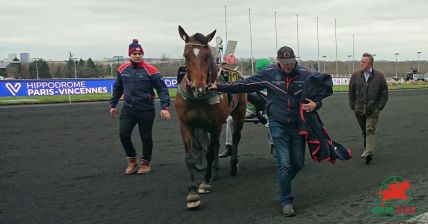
left=176, top=25, right=247, bottom=209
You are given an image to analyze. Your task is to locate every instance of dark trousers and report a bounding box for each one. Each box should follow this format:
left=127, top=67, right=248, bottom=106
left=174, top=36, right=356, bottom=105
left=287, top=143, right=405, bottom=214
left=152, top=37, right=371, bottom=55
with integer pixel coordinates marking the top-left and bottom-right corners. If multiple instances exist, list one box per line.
left=119, top=106, right=155, bottom=161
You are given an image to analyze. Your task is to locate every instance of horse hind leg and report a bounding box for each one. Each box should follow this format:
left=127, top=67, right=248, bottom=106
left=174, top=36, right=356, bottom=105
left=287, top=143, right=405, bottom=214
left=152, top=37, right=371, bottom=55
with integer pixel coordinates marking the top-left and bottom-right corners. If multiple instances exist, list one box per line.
left=230, top=103, right=245, bottom=176
left=211, top=140, right=220, bottom=180
left=230, top=138, right=241, bottom=176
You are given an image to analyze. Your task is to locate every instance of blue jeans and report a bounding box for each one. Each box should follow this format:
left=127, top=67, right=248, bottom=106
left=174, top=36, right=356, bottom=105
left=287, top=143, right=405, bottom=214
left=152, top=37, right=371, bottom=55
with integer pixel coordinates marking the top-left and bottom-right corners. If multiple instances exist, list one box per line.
left=269, top=120, right=305, bottom=207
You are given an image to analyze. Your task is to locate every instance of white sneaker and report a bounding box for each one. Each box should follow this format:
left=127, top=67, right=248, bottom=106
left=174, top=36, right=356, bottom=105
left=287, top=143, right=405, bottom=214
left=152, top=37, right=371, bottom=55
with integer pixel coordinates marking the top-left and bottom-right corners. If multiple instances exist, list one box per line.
left=282, top=204, right=295, bottom=217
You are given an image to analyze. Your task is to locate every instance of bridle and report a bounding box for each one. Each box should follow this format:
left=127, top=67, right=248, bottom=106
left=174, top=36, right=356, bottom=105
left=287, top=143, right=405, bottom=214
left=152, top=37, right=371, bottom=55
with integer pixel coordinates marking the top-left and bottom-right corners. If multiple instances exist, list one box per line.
left=178, top=42, right=218, bottom=101
left=184, top=42, right=215, bottom=86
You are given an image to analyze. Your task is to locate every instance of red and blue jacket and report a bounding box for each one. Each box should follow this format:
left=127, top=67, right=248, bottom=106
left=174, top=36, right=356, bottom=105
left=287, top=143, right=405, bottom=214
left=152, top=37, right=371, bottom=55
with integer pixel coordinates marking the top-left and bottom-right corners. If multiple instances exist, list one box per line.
left=298, top=73, right=352, bottom=163
left=217, top=63, right=317, bottom=126
left=109, top=60, right=170, bottom=111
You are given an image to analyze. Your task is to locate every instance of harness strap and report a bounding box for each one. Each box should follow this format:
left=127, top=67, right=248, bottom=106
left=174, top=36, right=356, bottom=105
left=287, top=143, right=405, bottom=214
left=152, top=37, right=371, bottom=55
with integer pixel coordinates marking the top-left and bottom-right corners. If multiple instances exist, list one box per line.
left=177, top=78, right=221, bottom=101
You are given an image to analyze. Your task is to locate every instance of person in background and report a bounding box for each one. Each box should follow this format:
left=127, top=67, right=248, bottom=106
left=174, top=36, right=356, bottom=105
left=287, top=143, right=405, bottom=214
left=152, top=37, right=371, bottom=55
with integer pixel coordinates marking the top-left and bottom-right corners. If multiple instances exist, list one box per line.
left=110, top=39, right=171, bottom=175
left=219, top=58, right=276, bottom=158
left=218, top=54, right=242, bottom=158
left=177, top=66, right=187, bottom=84
left=348, top=53, right=388, bottom=164
left=209, top=46, right=322, bottom=216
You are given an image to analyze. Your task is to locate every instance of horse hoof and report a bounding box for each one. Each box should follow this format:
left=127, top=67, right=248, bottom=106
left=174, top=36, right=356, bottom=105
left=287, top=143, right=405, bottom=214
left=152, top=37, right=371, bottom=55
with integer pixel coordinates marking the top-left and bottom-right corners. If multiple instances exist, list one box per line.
left=198, top=182, right=211, bottom=194
left=186, top=193, right=200, bottom=209
left=187, top=200, right=201, bottom=209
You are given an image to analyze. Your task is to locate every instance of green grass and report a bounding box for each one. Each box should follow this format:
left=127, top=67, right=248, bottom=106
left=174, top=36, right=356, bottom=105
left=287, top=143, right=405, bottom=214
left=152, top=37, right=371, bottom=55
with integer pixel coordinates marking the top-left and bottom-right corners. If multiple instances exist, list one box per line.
left=1, top=83, right=427, bottom=105
left=334, top=82, right=428, bottom=92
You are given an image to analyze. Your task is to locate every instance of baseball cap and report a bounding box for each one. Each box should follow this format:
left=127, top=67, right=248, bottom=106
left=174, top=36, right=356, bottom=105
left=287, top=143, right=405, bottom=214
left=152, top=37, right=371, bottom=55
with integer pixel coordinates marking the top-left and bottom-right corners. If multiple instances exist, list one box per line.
left=277, top=46, right=296, bottom=64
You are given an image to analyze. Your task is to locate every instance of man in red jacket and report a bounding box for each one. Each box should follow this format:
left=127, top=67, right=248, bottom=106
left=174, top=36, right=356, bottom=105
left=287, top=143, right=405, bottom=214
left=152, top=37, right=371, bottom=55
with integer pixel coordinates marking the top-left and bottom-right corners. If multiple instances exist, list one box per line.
left=110, top=39, right=171, bottom=175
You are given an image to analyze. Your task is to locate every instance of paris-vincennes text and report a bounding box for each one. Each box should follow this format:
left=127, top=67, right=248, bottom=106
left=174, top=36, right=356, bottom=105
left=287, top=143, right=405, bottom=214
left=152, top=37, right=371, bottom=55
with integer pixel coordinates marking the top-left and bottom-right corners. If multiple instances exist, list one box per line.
left=26, top=81, right=108, bottom=96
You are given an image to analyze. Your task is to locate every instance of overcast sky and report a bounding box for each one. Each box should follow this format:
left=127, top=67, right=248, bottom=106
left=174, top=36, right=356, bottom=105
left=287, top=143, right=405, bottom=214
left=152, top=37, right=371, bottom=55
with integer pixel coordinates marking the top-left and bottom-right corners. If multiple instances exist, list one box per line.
left=1, top=0, right=427, bottom=61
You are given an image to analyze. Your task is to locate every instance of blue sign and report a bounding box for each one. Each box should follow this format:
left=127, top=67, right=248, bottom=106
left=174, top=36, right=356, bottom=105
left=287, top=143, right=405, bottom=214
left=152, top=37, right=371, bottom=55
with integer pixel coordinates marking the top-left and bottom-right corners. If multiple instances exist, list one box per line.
left=0, top=78, right=178, bottom=97
left=162, top=77, right=178, bottom=88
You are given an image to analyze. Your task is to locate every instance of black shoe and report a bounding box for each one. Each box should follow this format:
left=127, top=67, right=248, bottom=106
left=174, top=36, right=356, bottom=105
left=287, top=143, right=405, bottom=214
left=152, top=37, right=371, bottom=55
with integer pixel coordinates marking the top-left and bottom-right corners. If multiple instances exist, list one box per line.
left=365, top=154, right=372, bottom=164
left=256, top=112, right=268, bottom=125
left=219, top=145, right=232, bottom=158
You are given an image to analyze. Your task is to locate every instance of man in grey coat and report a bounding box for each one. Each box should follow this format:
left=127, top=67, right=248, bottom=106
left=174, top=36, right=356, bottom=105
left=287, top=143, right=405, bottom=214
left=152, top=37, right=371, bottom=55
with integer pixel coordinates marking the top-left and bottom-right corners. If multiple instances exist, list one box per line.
left=349, top=53, right=388, bottom=164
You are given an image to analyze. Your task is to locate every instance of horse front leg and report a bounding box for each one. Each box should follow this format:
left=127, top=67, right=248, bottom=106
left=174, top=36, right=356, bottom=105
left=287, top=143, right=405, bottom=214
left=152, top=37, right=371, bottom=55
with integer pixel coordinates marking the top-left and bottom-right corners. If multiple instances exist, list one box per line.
left=180, top=122, right=200, bottom=209
left=198, top=125, right=222, bottom=194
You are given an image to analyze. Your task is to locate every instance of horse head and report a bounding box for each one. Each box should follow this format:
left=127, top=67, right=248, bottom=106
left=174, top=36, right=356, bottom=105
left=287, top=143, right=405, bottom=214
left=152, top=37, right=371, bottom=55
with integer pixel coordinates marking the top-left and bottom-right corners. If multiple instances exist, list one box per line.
left=178, top=25, right=217, bottom=97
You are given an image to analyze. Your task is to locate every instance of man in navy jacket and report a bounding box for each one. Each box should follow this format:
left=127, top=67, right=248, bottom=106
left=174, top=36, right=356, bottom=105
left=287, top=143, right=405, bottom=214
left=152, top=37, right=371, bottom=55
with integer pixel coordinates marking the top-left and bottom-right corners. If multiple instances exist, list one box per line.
left=209, top=46, right=320, bottom=216
left=110, top=39, right=171, bottom=175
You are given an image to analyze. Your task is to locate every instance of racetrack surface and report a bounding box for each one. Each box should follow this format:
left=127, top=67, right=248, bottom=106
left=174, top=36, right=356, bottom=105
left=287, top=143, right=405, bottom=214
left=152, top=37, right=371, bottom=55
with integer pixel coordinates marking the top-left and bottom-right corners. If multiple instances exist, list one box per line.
left=1, top=89, right=427, bottom=224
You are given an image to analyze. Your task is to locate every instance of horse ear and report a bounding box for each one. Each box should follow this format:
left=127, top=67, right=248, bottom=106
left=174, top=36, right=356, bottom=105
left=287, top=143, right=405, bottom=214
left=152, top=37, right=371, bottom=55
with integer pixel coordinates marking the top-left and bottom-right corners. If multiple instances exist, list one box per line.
left=178, top=25, right=189, bottom=42
left=206, top=29, right=216, bottom=42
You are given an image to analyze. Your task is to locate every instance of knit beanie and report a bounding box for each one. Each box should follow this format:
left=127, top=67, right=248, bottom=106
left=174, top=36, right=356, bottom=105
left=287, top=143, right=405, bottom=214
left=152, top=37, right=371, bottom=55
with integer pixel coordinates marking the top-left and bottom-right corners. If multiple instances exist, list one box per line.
left=128, top=39, right=144, bottom=56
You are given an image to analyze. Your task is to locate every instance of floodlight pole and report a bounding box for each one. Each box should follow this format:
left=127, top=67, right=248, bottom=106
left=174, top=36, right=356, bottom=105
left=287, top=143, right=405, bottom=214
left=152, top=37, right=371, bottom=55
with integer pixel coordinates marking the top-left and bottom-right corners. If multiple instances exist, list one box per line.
left=417, top=51, right=422, bottom=73
left=274, top=11, right=278, bottom=51
left=33, top=58, right=40, bottom=79
left=395, top=53, right=399, bottom=78
left=249, top=8, right=254, bottom=75
left=71, top=57, right=78, bottom=79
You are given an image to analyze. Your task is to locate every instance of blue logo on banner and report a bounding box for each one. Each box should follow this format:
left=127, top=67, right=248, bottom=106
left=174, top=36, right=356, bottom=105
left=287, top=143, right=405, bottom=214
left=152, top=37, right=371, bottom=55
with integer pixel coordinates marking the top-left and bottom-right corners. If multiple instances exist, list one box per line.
left=0, top=77, right=178, bottom=97
left=162, top=77, right=178, bottom=88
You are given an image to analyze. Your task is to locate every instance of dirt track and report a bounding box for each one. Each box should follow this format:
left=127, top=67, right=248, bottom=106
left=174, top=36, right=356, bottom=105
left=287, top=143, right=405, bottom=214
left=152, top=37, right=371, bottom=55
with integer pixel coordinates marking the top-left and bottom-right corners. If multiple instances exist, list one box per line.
left=1, top=89, right=427, bottom=224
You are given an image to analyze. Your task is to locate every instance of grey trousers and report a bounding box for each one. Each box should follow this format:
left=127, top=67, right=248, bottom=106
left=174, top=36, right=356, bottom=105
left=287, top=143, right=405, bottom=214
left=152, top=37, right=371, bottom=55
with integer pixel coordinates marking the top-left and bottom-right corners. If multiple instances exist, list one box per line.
left=193, top=128, right=208, bottom=170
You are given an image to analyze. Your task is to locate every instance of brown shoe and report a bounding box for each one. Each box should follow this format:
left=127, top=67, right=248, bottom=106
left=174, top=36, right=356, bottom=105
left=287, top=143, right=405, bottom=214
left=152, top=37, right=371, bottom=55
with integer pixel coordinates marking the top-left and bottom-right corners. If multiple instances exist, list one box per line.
left=138, top=160, right=151, bottom=174
left=125, top=157, right=138, bottom=175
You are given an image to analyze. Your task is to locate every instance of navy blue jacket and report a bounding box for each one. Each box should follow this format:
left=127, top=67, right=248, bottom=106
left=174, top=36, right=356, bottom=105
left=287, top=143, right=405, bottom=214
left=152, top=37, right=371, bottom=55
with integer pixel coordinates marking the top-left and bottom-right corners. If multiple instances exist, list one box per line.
left=299, top=73, right=352, bottom=163
left=217, top=63, right=317, bottom=125
left=110, top=61, right=170, bottom=111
